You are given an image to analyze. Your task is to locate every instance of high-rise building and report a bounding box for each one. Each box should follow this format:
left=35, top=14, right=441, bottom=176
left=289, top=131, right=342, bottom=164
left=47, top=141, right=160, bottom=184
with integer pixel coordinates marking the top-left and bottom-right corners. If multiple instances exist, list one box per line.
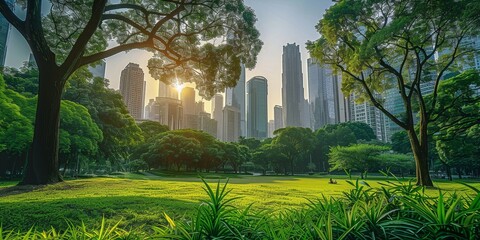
left=350, top=93, right=387, bottom=142
left=301, top=99, right=312, bottom=129
left=157, top=97, right=183, bottom=130
left=181, top=87, right=196, bottom=114
left=273, top=105, right=284, bottom=131
left=223, top=106, right=240, bottom=142
left=28, top=53, right=37, bottom=68
left=88, top=60, right=106, bottom=79
left=144, top=99, right=156, bottom=120
left=0, top=0, right=14, bottom=67
left=225, top=64, right=246, bottom=137
left=282, top=43, right=305, bottom=127
left=181, top=87, right=198, bottom=129
left=158, top=81, right=178, bottom=99
left=307, top=58, right=341, bottom=130
left=268, top=120, right=275, bottom=138
left=198, top=111, right=217, bottom=137
left=211, top=94, right=224, bottom=140
left=247, top=76, right=268, bottom=139
left=119, top=63, right=145, bottom=119
left=336, top=74, right=351, bottom=123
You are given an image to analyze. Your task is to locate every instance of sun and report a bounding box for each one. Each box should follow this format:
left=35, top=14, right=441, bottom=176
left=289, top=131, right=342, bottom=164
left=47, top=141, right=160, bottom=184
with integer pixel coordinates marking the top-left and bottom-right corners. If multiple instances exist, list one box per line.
left=173, top=81, right=184, bottom=93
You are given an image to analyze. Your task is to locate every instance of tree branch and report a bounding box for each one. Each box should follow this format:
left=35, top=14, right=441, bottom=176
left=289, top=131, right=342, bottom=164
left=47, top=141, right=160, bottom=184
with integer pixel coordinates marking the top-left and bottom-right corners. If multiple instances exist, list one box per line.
left=77, top=41, right=152, bottom=67
left=337, top=65, right=407, bottom=129
left=0, top=0, right=25, bottom=34
left=60, top=0, right=108, bottom=78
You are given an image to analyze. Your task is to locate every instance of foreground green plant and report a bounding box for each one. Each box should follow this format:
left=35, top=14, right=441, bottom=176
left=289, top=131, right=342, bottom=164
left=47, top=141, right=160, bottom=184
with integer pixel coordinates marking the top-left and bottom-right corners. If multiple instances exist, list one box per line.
left=2, top=178, right=479, bottom=239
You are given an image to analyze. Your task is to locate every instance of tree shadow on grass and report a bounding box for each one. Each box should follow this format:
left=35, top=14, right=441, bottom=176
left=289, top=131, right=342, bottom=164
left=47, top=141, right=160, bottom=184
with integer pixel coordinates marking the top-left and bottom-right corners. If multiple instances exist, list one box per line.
left=0, top=196, right=197, bottom=232
left=0, top=184, right=47, bottom=197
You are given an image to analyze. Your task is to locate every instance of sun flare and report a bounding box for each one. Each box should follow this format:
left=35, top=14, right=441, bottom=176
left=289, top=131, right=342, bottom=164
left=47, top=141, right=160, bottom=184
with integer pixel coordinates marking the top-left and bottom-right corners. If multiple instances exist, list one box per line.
left=173, top=81, right=184, bottom=93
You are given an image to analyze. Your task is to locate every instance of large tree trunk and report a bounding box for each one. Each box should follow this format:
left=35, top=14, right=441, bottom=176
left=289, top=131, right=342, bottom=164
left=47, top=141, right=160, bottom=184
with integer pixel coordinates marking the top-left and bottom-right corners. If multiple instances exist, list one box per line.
left=20, top=70, right=64, bottom=185
left=407, top=127, right=433, bottom=187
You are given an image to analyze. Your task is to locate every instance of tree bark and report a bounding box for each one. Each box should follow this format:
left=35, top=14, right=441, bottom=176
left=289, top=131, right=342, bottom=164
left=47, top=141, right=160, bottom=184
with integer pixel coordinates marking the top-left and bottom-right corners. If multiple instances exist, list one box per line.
left=20, top=70, right=64, bottom=185
left=456, top=168, right=462, bottom=179
left=446, top=165, right=452, bottom=181
left=407, top=127, right=433, bottom=186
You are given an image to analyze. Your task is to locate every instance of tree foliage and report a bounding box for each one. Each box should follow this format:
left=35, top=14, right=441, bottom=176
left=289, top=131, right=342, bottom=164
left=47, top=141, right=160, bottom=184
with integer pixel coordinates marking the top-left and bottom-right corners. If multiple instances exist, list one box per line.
left=0, top=0, right=262, bottom=184
left=329, top=144, right=389, bottom=179
left=429, top=70, right=480, bottom=179
left=272, top=127, right=316, bottom=175
left=307, top=0, right=480, bottom=186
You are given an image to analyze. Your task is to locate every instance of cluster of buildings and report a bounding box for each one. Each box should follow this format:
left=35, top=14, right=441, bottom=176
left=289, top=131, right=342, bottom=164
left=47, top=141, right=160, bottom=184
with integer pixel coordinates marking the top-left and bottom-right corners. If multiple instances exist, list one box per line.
left=118, top=36, right=480, bottom=143
left=119, top=61, right=268, bottom=141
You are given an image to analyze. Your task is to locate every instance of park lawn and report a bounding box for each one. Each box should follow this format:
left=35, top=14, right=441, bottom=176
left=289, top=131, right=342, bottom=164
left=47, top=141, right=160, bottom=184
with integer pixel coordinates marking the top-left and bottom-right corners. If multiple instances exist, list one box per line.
left=0, top=173, right=479, bottom=232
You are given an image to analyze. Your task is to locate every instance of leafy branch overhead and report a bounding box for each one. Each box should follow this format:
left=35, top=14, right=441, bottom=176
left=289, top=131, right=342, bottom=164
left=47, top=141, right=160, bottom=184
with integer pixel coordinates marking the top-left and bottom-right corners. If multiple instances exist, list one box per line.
left=2, top=0, right=263, bottom=98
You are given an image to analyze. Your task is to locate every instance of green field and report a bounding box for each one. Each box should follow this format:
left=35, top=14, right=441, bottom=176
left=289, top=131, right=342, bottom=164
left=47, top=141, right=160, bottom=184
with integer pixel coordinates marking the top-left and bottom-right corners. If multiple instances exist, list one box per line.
left=1, top=173, right=479, bottom=232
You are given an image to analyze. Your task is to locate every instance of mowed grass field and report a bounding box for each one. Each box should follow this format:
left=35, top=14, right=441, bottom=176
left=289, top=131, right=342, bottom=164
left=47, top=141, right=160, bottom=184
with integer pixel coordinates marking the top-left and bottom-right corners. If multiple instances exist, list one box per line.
left=0, top=173, right=479, bottom=232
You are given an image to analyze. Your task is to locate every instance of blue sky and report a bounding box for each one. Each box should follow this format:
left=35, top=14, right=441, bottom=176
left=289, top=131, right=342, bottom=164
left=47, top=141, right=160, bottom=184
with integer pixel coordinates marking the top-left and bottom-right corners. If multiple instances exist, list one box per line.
left=4, top=0, right=332, bottom=119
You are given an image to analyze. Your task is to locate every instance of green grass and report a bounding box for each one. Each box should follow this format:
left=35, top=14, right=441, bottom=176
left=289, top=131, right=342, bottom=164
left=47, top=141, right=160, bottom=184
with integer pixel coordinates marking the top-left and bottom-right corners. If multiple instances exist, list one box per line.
left=0, top=173, right=478, bottom=232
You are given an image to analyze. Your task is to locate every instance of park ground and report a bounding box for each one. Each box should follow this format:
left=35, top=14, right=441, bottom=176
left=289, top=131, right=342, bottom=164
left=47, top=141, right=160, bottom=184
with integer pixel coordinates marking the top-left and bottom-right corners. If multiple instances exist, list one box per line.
left=1, top=172, right=479, bottom=232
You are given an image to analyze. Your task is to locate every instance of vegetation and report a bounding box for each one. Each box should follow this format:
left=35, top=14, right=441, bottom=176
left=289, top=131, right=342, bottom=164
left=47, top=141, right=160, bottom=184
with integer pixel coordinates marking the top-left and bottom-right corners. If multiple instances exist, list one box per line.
left=429, top=70, right=480, bottom=179
left=329, top=144, right=390, bottom=179
left=0, top=177, right=479, bottom=239
left=0, top=0, right=262, bottom=185
left=307, top=0, right=480, bottom=186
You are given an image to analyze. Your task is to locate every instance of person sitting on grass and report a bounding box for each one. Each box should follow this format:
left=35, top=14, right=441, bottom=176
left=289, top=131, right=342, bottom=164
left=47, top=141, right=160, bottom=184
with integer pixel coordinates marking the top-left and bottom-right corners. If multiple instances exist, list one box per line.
left=329, top=178, right=337, bottom=184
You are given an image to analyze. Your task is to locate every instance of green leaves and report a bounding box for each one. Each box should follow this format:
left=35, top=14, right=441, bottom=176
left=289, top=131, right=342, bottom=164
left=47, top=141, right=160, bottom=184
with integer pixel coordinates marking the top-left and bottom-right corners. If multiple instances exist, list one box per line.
left=328, top=144, right=389, bottom=177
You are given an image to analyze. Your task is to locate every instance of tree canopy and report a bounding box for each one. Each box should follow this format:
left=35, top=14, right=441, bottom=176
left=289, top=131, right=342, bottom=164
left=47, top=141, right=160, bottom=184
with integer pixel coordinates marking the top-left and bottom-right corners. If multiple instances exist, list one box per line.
left=0, top=0, right=262, bottom=184
left=307, top=0, right=480, bottom=186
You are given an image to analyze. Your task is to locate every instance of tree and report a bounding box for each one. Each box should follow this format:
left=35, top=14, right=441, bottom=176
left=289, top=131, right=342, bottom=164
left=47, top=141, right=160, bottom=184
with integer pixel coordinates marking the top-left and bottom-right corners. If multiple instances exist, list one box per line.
left=329, top=144, right=389, bottom=179
left=429, top=70, right=480, bottom=179
left=390, top=131, right=411, bottom=154
left=0, top=76, right=33, bottom=178
left=345, top=122, right=376, bottom=141
left=238, top=137, right=261, bottom=151
left=0, top=0, right=262, bottom=184
left=222, top=142, right=249, bottom=173
left=57, top=100, right=103, bottom=176
left=377, top=153, right=415, bottom=178
left=138, top=121, right=169, bottom=140
left=272, top=127, right=316, bottom=175
left=64, top=76, right=143, bottom=166
left=324, top=122, right=375, bottom=142
left=143, top=133, right=201, bottom=170
left=308, top=0, right=480, bottom=186
left=1, top=74, right=103, bottom=178
left=313, top=125, right=356, bottom=172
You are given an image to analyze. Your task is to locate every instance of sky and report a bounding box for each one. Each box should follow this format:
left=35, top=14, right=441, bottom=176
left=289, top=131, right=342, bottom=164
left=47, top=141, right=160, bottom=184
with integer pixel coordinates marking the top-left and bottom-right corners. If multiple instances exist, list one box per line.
left=4, top=0, right=333, bottom=120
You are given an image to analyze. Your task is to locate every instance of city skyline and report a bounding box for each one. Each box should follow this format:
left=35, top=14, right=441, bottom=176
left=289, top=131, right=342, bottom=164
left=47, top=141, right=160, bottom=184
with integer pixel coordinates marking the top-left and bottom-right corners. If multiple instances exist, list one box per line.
left=3, top=0, right=333, bottom=121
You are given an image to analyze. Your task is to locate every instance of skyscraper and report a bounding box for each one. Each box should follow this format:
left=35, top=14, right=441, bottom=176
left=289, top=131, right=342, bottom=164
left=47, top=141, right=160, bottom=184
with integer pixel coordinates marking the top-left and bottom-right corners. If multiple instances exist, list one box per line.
left=350, top=93, right=387, bottom=142
left=88, top=60, right=106, bottom=79
left=211, top=94, right=224, bottom=140
left=282, top=43, right=305, bottom=127
left=247, top=76, right=268, bottom=139
left=223, top=105, right=240, bottom=142
left=119, top=63, right=145, bottom=119
left=225, top=64, right=246, bottom=137
left=198, top=111, right=217, bottom=137
left=273, top=105, right=284, bottom=131
left=156, top=96, right=183, bottom=130
left=0, top=0, right=14, bottom=67
left=307, top=58, right=340, bottom=130
left=181, top=87, right=198, bottom=129
left=336, top=74, right=351, bottom=123
left=268, top=120, right=275, bottom=138
left=158, top=81, right=178, bottom=99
